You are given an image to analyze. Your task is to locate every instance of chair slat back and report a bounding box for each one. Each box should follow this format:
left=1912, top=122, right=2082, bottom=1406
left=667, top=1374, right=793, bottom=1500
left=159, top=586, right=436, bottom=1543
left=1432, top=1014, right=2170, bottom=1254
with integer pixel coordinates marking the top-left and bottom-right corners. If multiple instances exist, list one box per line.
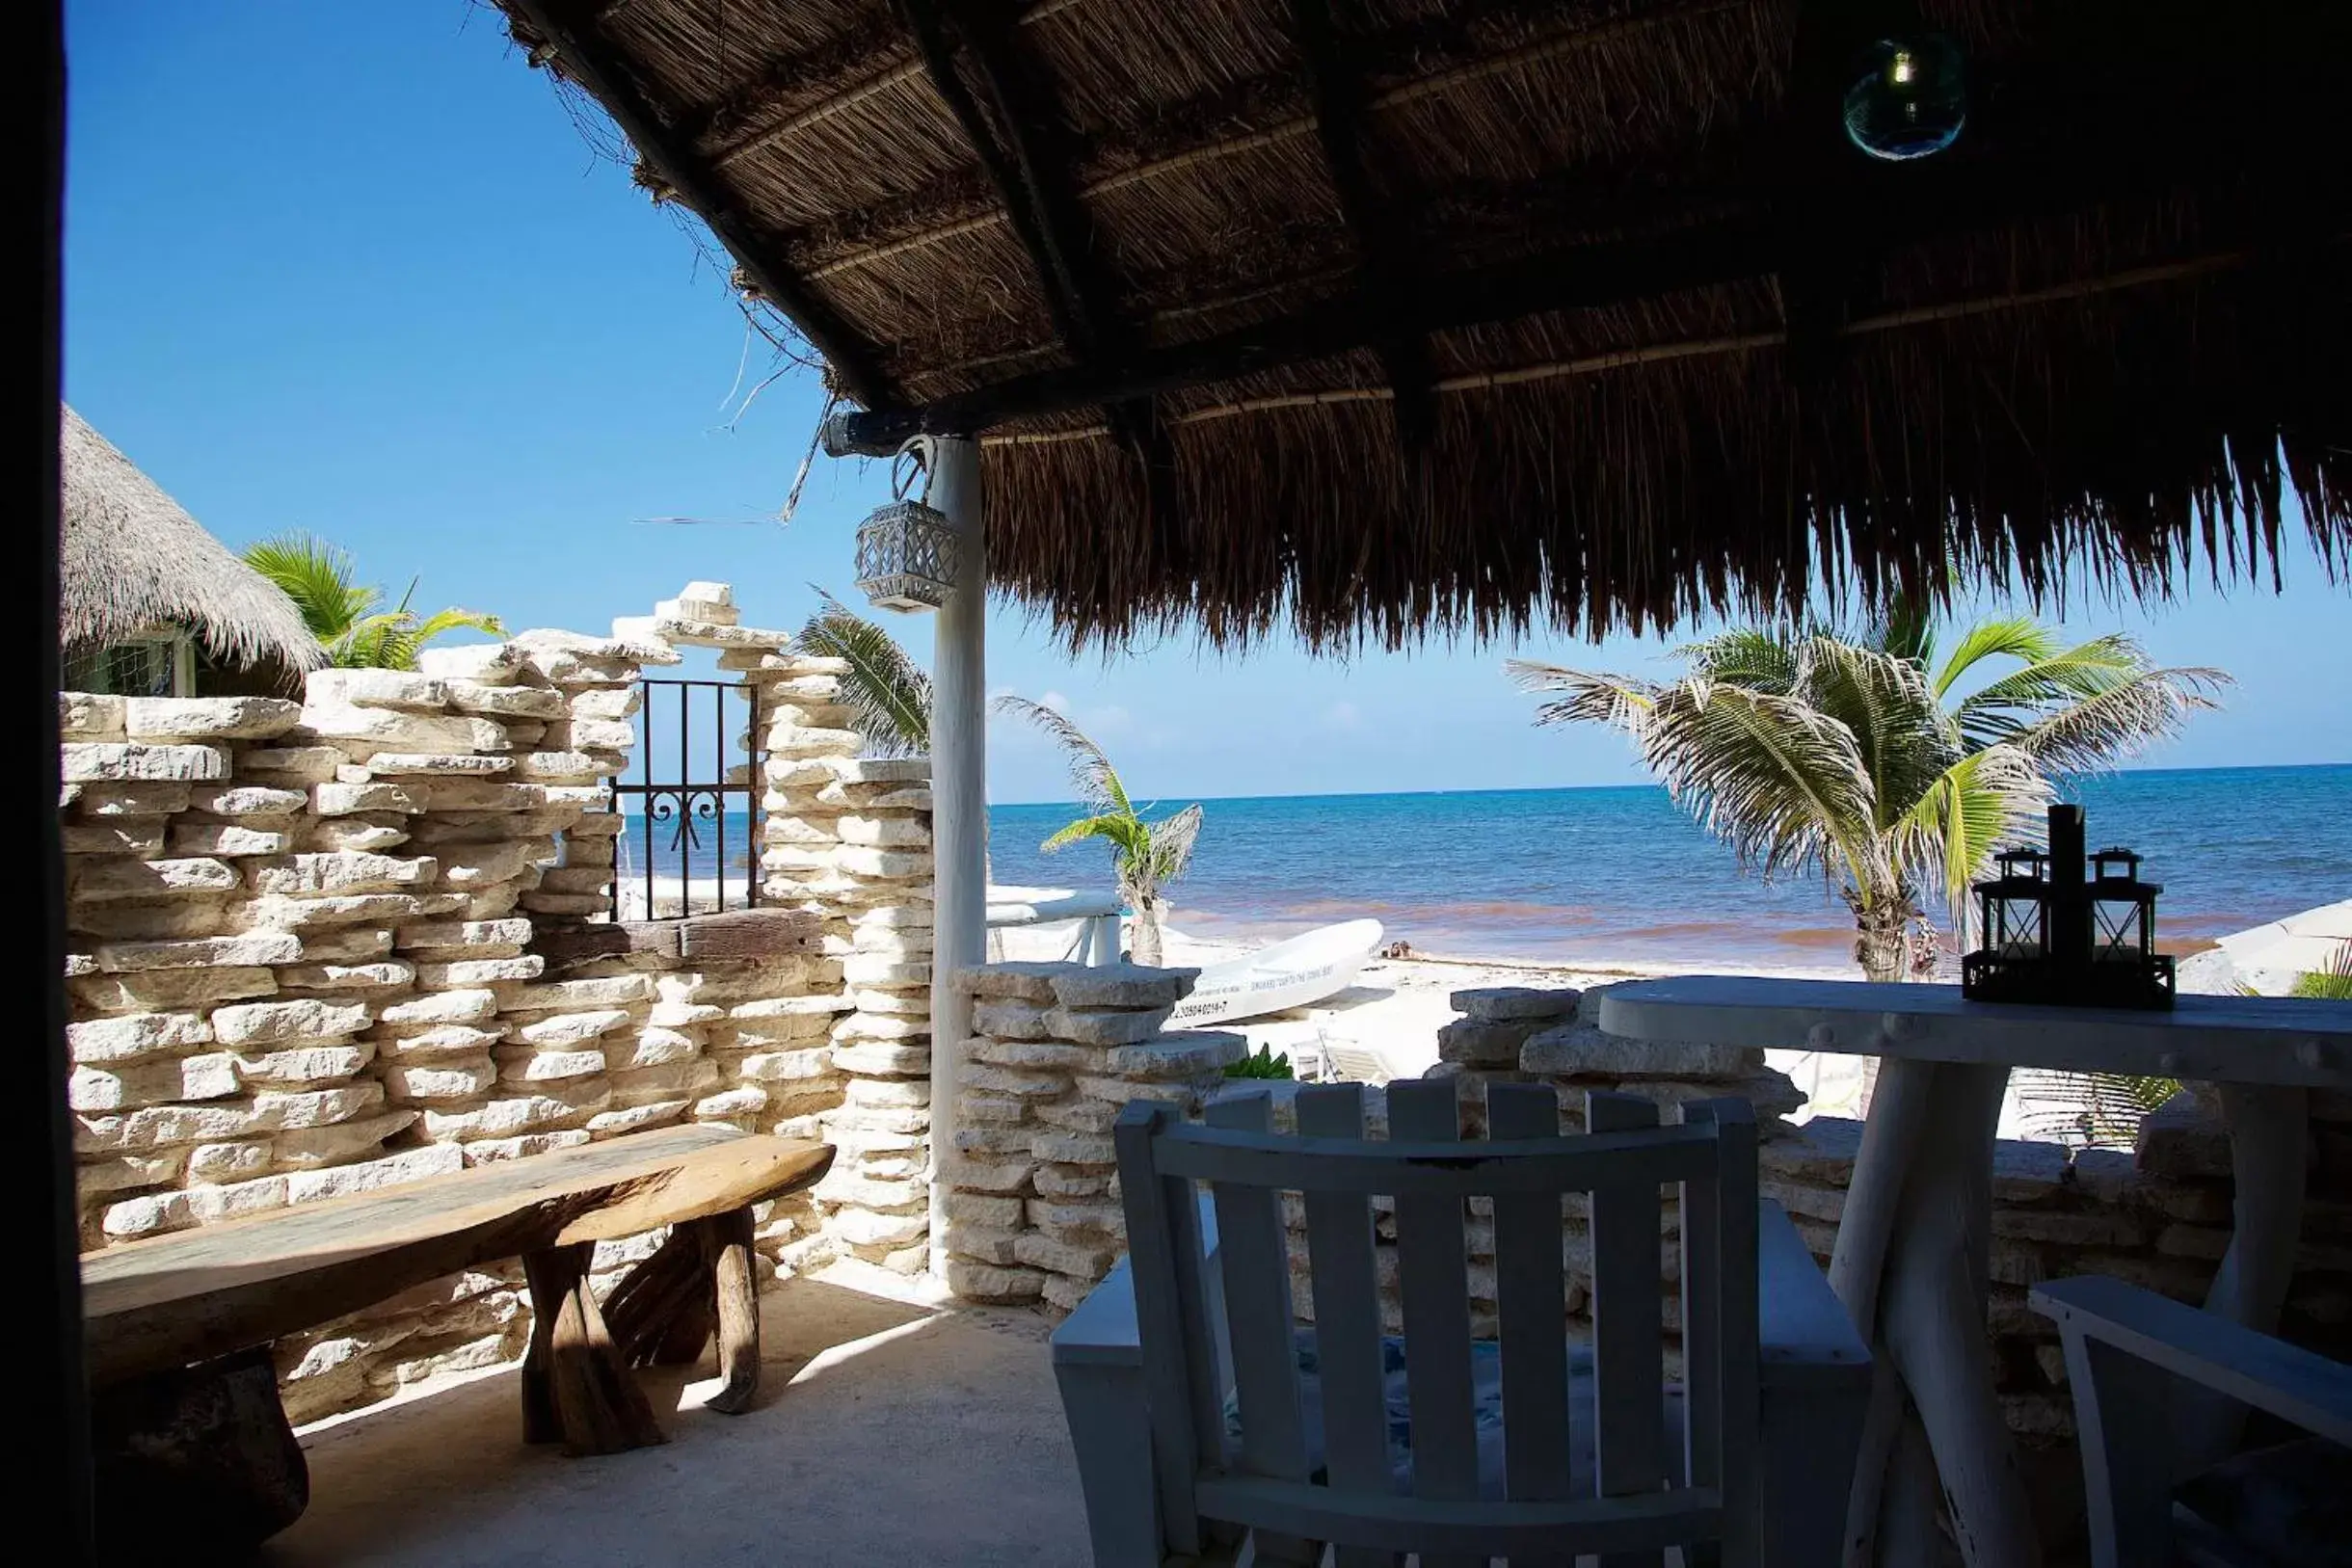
left=1295, top=1084, right=1403, bottom=1568
left=1489, top=1083, right=1574, bottom=1568
left=1115, top=1077, right=1760, bottom=1566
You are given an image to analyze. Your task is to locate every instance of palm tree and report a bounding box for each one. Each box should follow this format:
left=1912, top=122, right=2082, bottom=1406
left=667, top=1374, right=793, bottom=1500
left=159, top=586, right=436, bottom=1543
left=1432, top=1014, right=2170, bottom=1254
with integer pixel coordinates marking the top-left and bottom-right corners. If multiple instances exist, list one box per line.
left=792, top=588, right=931, bottom=757
left=1510, top=614, right=2228, bottom=982
left=995, top=695, right=1202, bottom=965
left=244, top=533, right=503, bottom=671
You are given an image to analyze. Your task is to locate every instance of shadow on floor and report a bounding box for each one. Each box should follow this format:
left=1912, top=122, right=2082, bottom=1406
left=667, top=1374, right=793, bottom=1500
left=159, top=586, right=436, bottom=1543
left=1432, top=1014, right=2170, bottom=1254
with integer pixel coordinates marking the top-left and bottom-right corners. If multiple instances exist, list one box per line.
left=267, top=1270, right=1093, bottom=1567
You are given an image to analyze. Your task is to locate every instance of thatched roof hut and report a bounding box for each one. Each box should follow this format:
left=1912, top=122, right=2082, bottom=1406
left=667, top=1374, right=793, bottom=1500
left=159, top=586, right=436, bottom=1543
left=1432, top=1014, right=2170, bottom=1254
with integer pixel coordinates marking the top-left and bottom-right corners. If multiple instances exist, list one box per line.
left=60, top=406, right=321, bottom=682
left=495, top=0, right=2352, bottom=649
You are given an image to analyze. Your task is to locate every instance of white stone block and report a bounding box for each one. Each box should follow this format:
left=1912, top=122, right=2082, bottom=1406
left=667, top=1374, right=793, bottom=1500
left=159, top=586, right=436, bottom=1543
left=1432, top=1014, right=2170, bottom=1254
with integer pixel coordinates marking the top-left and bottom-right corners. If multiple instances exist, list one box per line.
left=277, top=960, right=414, bottom=992
left=70, top=1052, right=239, bottom=1110
left=246, top=851, right=435, bottom=897
left=414, top=955, right=543, bottom=987
left=95, top=932, right=302, bottom=972
left=184, top=1174, right=292, bottom=1225
left=296, top=702, right=504, bottom=753
left=61, top=691, right=126, bottom=739
left=377, top=989, right=500, bottom=1027
left=71, top=855, right=237, bottom=902
left=306, top=669, right=452, bottom=711
left=312, top=781, right=422, bottom=816
left=382, top=1056, right=498, bottom=1102
left=67, top=1011, right=213, bottom=1064
left=269, top=1109, right=418, bottom=1168
left=361, top=753, right=515, bottom=777
left=237, top=745, right=346, bottom=782
left=417, top=642, right=525, bottom=683
left=211, top=998, right=373, bottom=1047
left=284, top=1144, right=464, bottom=1204
left=506, top=1008, right=632, bottom=1047
left=124, top=696, right=302, bottom=741
left=494, top=1047, right=607, bottom=1083
left=71, top=967, right=277, bottom=1016
left=447, top=683, right=565, bottom=718
left=233, top=1041, right=375, bottom=1085
left=170, top=822, right=294, bottom=857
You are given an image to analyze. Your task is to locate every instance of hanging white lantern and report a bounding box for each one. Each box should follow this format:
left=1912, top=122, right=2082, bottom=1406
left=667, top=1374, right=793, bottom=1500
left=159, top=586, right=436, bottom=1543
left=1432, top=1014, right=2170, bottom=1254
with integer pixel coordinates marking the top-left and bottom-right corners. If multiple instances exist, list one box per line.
left=854, top=495, right=958, bottom=613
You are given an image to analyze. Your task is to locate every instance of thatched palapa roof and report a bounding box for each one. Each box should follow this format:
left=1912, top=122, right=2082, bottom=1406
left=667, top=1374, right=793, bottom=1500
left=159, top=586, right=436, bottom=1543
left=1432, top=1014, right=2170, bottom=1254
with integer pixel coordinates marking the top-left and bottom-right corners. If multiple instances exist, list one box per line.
left=495, top=0, right=2352, bottom=648
left=60, top=406, right=322, bottom=673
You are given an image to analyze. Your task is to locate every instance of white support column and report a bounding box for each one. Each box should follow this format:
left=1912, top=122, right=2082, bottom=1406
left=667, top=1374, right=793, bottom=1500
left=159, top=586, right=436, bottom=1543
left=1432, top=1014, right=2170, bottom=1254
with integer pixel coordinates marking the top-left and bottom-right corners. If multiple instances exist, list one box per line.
left=924, top=435, right=985, bottom=1277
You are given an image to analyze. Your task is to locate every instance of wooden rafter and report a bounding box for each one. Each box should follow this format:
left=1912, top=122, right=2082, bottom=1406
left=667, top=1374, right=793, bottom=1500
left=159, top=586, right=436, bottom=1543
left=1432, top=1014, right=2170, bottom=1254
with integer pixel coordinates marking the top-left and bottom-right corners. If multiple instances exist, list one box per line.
left=895, top=0, right=1111, bottom=358
left=501, top=0, right=896, bottom=410
left=1285, top=0, right=1436, bottom=457
left=895, top=0, right=1178, bottom=518
left=823, top=122, right=2342, bottom=452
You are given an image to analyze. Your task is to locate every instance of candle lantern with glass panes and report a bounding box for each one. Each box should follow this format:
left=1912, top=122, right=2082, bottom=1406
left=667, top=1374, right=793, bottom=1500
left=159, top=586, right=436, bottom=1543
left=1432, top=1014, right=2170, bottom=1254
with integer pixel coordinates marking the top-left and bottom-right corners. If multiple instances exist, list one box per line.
left=1961, top=804, right=2175, bottom=1008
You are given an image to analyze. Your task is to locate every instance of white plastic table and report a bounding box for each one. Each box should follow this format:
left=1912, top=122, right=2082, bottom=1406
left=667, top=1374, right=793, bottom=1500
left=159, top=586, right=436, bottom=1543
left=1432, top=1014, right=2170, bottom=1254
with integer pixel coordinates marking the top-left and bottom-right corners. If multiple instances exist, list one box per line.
left=1598, top=976, right=2352, bottom=1568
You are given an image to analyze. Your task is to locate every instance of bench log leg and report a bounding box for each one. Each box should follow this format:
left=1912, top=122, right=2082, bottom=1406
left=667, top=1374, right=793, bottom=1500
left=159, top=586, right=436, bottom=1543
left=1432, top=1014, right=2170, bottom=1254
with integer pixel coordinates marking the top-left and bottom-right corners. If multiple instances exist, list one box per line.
left=521, top=1241, right=668, bottom=1455
left=605, top=1228, right=715, bottom=1369
left=92, top=1345, right=308, bottom=1559
left=703, top=1206, right=762, bottom=1415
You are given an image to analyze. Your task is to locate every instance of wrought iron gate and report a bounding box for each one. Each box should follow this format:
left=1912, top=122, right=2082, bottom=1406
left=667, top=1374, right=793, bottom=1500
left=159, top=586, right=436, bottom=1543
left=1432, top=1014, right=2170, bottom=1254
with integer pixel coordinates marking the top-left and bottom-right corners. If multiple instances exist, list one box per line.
left=603, top=678, right=760, bottom=918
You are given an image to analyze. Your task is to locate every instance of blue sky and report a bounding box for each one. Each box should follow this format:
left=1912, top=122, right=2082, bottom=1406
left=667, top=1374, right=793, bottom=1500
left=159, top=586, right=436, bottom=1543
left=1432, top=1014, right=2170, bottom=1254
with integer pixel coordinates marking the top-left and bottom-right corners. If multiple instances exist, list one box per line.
left=65, top=3, right=2350, bottom=805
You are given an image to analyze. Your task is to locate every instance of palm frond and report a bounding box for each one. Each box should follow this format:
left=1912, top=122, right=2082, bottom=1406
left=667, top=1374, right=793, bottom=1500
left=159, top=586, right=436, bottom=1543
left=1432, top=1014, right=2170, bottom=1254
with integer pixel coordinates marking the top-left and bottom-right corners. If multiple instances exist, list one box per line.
left=2290, top=943, right=2352, bottom=999
left=1639, top=680, right=1883, bottom=892
left=1141, top=803, right=1204, bottom=888
left=795, top=589, right=931, bottom=757
left=1794, top=636, right=1952, bottom=829
left=1040, top=812, right=1152, bottom=862
left=1508, top=661, right=1661, bottom=736
left=2016, top=1070, right=2180, bottom=1149
left=244, top=532, right=378, bottom=644
left=1679, top=627, right=1803, bottom=692
left=1933, top=616, right=2062, bottom=698
left=1989, top=662, right=2231, bottom=772
left=995, top=695, right=1131, bottom=815
left=1891, top=744, right=2049, bottom=938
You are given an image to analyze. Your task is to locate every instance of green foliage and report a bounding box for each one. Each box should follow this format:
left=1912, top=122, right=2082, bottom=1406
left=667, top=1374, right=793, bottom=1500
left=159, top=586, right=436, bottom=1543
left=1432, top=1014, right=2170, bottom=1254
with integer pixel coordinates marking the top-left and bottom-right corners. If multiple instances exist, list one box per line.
left=995, top=694, right=1204, bottom=961
left=2018, top=1071, right=2181, bottom=1149
left=244, top=532, right=503, bottom=671
left=1511, top=616, right=2228, bottom=979
left=2290, top=943, right=2352, bottom=1000
left=1224, top=1044, right=1296, bottom=1080
left=793, top=588, right=931, bottom=757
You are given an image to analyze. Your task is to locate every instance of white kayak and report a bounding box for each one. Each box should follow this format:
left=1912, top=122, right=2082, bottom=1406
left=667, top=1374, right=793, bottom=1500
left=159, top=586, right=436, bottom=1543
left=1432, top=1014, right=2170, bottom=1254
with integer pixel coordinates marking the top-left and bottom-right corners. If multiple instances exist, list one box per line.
left=1168, top=918, right=1385, bottom=1026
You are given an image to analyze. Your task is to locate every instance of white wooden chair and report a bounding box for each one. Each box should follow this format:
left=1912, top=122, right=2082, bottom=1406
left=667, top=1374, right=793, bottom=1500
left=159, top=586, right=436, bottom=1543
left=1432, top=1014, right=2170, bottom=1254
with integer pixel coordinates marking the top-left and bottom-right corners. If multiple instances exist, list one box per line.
left=2032, top=1274, right=2352, bottom=1568
left=1052, top=1079, right=1873, bottom=1566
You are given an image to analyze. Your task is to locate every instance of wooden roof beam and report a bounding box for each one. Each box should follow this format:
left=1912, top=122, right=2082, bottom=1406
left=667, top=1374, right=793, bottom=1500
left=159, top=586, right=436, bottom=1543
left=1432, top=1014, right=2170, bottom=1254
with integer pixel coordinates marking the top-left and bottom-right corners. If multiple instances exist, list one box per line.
left=1285, top=0, right=1437, bottom=460
left=499, top=0, right=896, bottom=410
left=823, top=124, right=2347, bottom=453
left=895, top=0, right=1175, bottom=519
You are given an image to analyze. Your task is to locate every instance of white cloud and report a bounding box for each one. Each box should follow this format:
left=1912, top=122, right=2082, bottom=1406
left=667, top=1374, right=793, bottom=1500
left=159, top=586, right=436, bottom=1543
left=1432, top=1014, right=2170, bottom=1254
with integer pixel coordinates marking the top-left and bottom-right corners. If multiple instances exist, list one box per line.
left=1322, top=701, right=1362, bottom=730
left=1039, top=689, right=1071, bottom=714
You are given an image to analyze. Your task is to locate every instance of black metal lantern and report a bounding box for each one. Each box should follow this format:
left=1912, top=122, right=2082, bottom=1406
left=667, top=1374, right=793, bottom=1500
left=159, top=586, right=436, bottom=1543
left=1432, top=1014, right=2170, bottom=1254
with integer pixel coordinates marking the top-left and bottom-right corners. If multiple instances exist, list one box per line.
left=1962, top=805, right=2175, bottom=1008
left=1979, top=846, right=2049, bottom=959
left=853, top=496, right=958, bottom=613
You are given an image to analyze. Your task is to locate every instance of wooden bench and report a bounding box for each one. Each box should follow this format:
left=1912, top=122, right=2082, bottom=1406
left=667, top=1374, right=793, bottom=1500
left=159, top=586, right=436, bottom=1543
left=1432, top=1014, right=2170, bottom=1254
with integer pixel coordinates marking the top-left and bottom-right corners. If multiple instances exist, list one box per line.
left=81, top=1125, right=833, bottom=1553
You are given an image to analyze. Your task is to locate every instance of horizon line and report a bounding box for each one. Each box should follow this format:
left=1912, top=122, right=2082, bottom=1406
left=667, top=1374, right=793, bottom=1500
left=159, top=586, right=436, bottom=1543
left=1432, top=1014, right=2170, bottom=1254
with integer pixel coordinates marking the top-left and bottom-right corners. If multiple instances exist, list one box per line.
left=983, top=758, right=2349, bottom=811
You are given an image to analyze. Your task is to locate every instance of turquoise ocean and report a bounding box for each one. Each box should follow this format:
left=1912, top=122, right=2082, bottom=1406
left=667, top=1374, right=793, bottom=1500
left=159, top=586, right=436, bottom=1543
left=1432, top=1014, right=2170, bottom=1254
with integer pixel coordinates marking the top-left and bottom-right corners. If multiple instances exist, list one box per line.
left=622, top=764, right=2347, bottom=970
left=984, top=765, right=2351, bottom=970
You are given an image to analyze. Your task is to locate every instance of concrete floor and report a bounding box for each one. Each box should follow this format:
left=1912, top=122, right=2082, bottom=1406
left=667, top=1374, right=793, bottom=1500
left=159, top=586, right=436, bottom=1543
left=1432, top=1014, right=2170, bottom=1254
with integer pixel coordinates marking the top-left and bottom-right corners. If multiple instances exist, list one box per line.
left=268, top=1264, right=1095, bottom=1567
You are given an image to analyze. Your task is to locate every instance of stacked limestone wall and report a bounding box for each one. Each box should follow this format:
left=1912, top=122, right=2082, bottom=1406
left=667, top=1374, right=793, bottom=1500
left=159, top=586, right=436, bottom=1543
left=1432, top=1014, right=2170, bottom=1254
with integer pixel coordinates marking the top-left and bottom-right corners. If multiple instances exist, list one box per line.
left=61, top=585, right=937, bottom=1421
left=942, top=962, right=1244, bottom=1311
left=732, top=640, right=937, bottom=1275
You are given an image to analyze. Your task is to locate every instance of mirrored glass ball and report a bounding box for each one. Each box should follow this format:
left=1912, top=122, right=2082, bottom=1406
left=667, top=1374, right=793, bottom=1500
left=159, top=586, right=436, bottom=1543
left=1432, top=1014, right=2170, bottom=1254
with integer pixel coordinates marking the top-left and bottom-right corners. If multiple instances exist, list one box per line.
left=1844, top=36, right=1967, bottom=161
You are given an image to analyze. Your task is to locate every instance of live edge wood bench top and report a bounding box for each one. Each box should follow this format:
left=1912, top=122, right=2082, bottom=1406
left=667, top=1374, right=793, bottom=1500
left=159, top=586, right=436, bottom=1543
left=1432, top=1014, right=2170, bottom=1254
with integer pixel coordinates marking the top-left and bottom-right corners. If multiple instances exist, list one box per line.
left=82, top=1124, right=834, bottom=1387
